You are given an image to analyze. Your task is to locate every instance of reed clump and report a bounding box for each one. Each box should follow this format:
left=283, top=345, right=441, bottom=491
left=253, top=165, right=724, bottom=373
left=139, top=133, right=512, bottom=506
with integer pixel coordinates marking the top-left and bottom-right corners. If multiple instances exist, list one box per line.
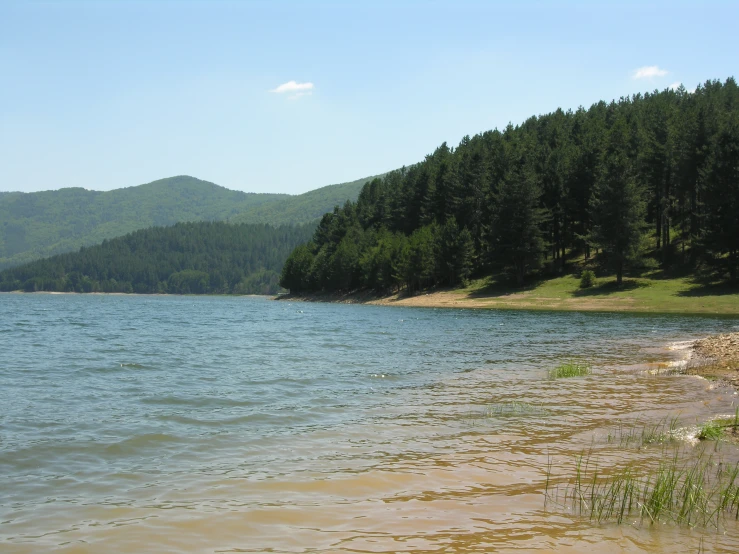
left=698, top=420, right=725, bottom=441
left=545, top=448, right=739, bottom=528
left=549, top=361, right=591, bottom=379
left=607, top=416, right=681, bottom=448
left=698, top=408, right=739, bottom=441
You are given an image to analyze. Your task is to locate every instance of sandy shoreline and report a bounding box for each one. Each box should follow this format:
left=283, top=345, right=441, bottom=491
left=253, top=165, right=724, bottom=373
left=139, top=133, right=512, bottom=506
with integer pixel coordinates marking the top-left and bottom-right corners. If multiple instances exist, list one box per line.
left=277, top=289, right=641, bottom=311
left=277, top=282, right=739, bottom=314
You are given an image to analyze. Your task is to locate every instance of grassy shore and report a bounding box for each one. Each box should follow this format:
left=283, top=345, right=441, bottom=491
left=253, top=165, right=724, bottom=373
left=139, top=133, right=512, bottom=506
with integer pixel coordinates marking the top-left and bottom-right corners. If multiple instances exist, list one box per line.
left=282, top=273, right=739, bottom=314
left=353, top=273, right=739, bottom=315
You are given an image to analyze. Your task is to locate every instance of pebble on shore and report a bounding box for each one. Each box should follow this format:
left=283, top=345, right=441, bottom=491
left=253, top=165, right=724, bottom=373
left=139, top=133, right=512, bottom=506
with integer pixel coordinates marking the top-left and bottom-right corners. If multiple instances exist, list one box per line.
left=690, top=332, right=739, bottom=388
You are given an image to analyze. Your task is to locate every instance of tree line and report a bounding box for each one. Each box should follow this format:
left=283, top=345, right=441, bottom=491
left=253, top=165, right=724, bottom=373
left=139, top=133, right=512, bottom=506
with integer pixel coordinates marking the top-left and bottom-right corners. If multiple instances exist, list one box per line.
left=0, top=221, right=315, bottom=294
left=281, top=78, right=739, bottom=293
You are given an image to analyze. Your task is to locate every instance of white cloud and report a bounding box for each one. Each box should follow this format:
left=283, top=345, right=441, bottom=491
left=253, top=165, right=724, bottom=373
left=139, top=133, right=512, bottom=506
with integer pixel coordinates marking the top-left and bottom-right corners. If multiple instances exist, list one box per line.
left=270, top=80, right=314, bottom=94
left=632, top=65, right=668, bottom=79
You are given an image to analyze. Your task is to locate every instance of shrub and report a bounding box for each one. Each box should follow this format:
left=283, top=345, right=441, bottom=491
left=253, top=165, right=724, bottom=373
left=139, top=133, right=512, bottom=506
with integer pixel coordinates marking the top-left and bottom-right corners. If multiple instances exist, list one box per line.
left=580, top=270, right=596, bottom=289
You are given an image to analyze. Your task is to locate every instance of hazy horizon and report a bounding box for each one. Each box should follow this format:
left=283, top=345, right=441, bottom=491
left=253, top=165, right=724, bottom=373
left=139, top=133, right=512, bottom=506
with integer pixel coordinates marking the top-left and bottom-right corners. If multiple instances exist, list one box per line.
left=0, top=171, right=394, bottom=196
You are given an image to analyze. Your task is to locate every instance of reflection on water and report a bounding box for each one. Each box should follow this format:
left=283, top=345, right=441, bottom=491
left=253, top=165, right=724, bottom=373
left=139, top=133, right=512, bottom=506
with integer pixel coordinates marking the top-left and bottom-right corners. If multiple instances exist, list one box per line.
left=1, top=294, right=739, bottom=553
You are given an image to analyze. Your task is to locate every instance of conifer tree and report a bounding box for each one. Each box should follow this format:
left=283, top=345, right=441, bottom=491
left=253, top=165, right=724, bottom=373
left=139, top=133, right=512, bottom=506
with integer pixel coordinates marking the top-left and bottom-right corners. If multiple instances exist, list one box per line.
left=490, top=168, right=546, bottom=285
left=700, top=115, right=739, bottom=283
left=590, top=117, right=648, bottom=285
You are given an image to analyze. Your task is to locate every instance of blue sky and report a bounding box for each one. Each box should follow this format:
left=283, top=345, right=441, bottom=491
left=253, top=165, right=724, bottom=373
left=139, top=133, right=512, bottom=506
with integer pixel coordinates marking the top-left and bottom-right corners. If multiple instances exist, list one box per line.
left=1, top=0, right=737, bottom=194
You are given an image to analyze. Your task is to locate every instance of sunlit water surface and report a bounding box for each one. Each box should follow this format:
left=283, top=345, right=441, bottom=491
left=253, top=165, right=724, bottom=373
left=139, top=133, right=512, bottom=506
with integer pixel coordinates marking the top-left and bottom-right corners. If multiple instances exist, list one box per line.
left=2, top=294, right=739, bottom=553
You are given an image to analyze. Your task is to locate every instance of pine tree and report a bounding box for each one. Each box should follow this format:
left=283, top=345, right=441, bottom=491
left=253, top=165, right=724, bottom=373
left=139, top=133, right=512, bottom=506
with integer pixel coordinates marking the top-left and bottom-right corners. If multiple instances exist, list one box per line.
left=590, top=117, right=648, bottom=285
left=434, top=217, right=474, bottom=286
left=700, top=114, right=739, bottom=283
left=490, top=167, right=546, bottom=285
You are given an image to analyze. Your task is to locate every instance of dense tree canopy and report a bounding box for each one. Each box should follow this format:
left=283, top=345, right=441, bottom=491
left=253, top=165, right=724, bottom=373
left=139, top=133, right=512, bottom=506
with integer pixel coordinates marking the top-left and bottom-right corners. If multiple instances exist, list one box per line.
left=281, top=78, right=739, bottom=293
left=0, top=222, right=315, bottom=294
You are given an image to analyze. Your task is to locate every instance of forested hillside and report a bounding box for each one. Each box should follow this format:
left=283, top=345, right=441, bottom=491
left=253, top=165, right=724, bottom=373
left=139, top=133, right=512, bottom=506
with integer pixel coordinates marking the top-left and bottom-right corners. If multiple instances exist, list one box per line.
left=0, top=176, right=285, bottom=270
left=231, top=174, right=386, bottom=226
left=0, top=173, right=383, bottom=270
left=0, top=222, right=315, bottom=295
left=281, top=78, right=739, bottom=294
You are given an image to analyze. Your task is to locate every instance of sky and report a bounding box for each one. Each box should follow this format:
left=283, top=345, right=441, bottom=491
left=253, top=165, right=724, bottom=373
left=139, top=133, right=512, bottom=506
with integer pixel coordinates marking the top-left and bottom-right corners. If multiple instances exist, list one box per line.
left=1, top=0, right=737, bottom=195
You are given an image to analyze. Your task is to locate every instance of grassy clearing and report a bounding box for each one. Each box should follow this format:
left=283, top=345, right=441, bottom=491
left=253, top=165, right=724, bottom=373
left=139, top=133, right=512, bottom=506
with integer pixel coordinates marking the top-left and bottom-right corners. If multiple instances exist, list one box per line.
left=545, top=447, right=739, bottom=528
left=449, top=271, right=739, bottom=314
left=549, top=361, right=591, bottom=379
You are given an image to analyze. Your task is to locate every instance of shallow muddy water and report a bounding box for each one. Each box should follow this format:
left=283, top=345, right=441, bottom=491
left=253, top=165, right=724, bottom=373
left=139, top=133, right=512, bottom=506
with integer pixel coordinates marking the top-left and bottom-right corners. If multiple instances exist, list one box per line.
left=1, top=294, right=739, bottom=552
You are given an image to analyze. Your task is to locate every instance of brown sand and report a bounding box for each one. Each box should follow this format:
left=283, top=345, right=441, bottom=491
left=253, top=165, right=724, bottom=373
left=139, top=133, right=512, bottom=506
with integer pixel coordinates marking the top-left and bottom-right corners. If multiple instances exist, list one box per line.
left=280, top=288, right=644, bottom=312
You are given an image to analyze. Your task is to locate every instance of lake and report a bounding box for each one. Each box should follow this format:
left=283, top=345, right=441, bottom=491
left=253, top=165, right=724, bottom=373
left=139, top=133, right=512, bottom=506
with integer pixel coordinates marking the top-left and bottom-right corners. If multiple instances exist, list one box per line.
left=1, top=293, right=739, bottom=553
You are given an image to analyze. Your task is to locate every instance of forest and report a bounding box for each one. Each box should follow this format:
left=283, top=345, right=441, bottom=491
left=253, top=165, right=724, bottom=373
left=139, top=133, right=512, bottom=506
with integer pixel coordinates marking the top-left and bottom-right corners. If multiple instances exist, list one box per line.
left=280, top=78, right=739, bottom=294
left=0, top=173, right=380, bottom=271
left=0, top=221, right=314, bottom=294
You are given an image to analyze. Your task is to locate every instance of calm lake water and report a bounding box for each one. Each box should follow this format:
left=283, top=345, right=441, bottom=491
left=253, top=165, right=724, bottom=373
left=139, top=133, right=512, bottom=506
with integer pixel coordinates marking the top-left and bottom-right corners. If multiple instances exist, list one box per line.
left=2, top=293, right=739, bottom=553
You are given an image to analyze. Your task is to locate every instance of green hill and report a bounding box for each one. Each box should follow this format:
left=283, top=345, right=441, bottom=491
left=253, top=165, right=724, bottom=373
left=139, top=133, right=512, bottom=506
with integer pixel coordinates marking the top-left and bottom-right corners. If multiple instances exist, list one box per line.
left=280, top=78, right=739, bottom=295
left=0, top=173, right=383, bottom=270
left=230, top=174, right=385, bottom=226
left=0, top=221, right=315, bottom=295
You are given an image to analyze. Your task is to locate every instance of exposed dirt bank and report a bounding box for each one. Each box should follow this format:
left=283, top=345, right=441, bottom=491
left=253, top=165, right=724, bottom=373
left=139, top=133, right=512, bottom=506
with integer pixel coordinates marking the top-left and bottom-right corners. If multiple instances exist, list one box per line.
left=687, top=332, right=739, bottom=389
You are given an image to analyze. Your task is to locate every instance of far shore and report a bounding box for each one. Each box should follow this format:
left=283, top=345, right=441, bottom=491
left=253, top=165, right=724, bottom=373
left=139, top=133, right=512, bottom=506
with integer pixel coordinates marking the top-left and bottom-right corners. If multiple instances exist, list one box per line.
left=5, top=273, right=738, bottom=315
left=1, top=291, right=273, bottom=298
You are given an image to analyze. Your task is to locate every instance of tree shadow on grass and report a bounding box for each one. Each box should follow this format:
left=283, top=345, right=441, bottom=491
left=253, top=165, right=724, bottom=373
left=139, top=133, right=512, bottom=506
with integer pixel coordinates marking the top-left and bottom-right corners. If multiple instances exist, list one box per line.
left=675, top=283, right=739, bottom=297
left=466, top=278, right=546, bottom=298
left=573, top=279, right=650, bottom=297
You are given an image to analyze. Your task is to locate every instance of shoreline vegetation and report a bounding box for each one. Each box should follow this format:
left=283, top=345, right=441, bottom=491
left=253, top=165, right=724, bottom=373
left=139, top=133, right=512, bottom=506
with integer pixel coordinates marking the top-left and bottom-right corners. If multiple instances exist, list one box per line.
left=543, top=332, right=739, bottom=530
left=277, top=273, right=739, bottom=315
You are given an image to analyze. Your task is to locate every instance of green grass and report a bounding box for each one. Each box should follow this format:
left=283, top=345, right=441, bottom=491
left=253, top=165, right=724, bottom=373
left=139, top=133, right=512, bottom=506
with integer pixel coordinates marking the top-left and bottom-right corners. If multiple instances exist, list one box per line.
left=699, top=420, right=726, bottom=441
left=546, top=448, right=739, bottom=528
left=457, top=272, right=739, bottom=315
left=549, top=361, right=591, bottom=379
left=698, top=409, right=739, bottom=441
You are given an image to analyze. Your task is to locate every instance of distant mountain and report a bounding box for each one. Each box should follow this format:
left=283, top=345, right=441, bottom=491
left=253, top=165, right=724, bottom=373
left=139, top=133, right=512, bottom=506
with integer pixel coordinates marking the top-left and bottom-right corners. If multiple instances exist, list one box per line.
left=0, top=173, right=384, bottom=270
left=230, top=174, right=384, bottom=226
